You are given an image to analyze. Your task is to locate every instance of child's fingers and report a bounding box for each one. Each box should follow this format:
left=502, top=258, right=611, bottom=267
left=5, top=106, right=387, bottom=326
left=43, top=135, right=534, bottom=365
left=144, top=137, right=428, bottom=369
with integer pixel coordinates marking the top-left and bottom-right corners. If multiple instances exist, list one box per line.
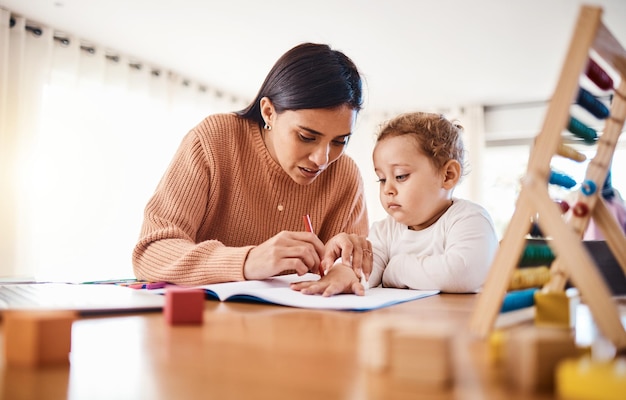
left=352, top=282, right=365, bottom=296
left=300, top=282, right=329, bottom=295
left=322, top=282, right=344, bottom=297
left=290, top=281, right=318, bottom=291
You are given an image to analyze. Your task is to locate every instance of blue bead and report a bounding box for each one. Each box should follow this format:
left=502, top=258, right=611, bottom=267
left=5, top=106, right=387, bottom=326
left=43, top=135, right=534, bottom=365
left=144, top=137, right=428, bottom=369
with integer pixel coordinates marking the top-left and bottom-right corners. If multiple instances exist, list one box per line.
left=576, top=88, right=609, bottom=120
left=581, top=179, right=597, bottom=196
left=549, top=171, right=577, bottom=189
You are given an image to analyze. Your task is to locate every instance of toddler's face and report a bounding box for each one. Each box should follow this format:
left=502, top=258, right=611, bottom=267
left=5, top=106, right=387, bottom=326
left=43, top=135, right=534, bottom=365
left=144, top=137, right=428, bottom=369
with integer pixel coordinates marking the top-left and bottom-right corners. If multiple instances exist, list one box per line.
left=373, top=135, right=451, bottom=230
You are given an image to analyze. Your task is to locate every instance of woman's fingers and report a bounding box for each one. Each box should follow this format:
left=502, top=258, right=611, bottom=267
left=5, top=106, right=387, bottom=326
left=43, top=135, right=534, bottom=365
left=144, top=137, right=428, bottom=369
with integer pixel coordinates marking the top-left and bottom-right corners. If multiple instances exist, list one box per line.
left=244, top=231, right=325, bottom=280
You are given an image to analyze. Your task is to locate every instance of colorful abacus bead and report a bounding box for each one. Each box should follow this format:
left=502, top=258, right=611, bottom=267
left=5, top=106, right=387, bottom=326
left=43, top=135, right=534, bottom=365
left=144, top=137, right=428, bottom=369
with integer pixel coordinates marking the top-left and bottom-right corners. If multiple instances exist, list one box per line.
left=557, top=200, right=570, bottom=213
left=581, top=180, right=597, bottom=196
left=567, top=117, right=597, bottom=143
left=585, top=58, right=614, bottom=91
left=572, top=202, right=589, bottom=217
left=549, top=171, right=577, bottom=189
left=576, top=88, right=609, bottom=119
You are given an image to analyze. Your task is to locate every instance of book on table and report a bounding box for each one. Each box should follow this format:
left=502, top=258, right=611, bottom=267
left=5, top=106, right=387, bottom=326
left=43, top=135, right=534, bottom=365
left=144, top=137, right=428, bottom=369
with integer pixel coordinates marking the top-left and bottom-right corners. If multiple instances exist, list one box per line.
left=163, top=273, right=439, bottom=312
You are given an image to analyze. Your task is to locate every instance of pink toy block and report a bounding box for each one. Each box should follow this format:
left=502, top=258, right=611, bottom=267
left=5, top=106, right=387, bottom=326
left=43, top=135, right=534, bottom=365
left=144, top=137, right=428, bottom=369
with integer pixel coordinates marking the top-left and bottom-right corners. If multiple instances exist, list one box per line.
left=164, top=287, right=204, bottom=325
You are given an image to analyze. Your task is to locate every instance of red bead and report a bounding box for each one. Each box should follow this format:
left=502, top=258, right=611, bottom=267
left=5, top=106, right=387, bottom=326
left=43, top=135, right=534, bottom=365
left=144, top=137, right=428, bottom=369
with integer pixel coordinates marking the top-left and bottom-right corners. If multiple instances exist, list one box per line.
left=572, top=202, right=589, bottom=217
left=556, top=200, right=570, bottom=214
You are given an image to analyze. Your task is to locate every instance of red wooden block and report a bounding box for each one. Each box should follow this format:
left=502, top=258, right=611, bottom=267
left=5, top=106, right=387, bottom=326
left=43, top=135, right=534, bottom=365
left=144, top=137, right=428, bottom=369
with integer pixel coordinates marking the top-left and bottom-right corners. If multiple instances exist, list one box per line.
left=3, top=310, right=77, bottom=367
left=164, top=287, right=205, bottom=325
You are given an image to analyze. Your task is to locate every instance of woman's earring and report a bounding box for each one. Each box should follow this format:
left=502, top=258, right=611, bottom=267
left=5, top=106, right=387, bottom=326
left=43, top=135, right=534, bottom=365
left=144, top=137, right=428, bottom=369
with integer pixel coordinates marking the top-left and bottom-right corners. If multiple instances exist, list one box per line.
left=263, top=122, right=272, bottom=131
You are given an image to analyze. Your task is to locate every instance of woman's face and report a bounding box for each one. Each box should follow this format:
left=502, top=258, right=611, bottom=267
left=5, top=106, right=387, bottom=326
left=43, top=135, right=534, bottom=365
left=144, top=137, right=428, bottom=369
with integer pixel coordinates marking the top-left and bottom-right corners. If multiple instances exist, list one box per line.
left=262, top=100, right=356, bottom=185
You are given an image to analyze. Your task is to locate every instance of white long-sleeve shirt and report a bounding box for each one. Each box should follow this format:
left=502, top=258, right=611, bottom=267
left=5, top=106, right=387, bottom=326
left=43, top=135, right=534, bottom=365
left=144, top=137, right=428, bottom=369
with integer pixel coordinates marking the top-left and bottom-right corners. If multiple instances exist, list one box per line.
left=367, top=198, right=498, bottom=293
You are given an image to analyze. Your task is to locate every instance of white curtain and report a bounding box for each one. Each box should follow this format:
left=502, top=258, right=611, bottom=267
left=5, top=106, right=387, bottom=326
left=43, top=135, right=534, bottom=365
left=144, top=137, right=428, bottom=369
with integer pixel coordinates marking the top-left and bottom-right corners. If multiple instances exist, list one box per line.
left=0, top=9, right=246, bottom=281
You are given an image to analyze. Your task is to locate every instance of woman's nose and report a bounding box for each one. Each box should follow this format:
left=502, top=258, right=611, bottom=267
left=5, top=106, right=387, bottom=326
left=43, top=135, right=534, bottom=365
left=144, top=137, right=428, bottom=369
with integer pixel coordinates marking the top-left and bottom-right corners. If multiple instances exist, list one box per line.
left=310, top=144, right=330, bottom=167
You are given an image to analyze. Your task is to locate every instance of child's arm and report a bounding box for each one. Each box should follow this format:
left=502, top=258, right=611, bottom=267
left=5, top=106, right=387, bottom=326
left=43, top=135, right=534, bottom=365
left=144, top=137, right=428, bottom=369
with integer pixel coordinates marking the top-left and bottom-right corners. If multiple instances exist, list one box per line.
left=364, top=218, right=391, bottom=289
left=366, top=246, right=385, bottom=289
left=382, top=207, right=498, bottom=293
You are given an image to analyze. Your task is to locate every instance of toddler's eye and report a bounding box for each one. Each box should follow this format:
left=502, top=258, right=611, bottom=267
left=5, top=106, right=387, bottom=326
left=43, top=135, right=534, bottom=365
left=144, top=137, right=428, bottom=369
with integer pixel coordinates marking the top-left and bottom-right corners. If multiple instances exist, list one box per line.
left=396, top=174, right=408, bottom=182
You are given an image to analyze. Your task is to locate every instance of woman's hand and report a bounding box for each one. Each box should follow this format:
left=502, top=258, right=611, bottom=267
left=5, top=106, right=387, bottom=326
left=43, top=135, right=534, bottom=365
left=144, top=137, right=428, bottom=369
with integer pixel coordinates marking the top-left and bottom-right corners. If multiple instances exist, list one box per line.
left=321, top=233, right=373, bottom=280
left=290, top=263, right=364, bottom=297
left=243, top=231, right=325, bottom=280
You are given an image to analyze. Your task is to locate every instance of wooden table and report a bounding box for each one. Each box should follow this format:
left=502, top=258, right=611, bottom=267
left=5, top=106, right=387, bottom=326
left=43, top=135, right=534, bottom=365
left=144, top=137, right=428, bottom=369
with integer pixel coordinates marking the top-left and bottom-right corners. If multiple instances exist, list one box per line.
left=0, top=294, right=568, bottom=399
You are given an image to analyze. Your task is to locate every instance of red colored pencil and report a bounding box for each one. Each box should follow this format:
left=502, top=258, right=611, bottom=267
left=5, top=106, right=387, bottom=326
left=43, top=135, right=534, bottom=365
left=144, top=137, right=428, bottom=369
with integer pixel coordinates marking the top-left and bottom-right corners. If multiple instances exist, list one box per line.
left=302, top=214, right=324, bottom=277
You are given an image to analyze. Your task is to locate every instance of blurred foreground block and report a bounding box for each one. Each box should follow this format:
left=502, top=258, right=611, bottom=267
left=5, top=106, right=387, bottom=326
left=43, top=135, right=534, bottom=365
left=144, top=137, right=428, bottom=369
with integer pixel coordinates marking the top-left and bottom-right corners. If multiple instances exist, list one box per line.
left=359, top=315, right=454, bottom=387
left=505, top=325, right=577, bottom=393
left=556, top=356, right=626, bottom=400
left=534, top=288, right=579, bottom=329
left=3, top=310, right=77, bottom=367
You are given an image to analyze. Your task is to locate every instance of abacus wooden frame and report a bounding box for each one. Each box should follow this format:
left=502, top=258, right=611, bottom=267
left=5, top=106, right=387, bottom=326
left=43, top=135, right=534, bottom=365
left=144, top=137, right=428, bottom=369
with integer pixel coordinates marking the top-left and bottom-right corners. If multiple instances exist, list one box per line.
left=469, top=5, right=626, bottom=350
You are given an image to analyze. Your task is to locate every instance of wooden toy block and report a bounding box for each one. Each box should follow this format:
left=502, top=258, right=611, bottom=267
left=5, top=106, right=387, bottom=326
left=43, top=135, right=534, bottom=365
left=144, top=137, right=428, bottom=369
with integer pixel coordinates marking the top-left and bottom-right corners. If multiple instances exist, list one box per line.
left=390, top=328, right=453, bottom=387
left=359, top=315, right=454, bottom=387
left=488, top=330, right=507, bottom=365
left=534, top=288, right=580, bottom=329
left=556, top=356, right=626, bottom=400
left=505, top=325, right=578, bottom=393
left=164, top=287, right=205, bottom=325
left=359, top=317, right=390, bottom=372
left=3, top=310, right=77, bottom=367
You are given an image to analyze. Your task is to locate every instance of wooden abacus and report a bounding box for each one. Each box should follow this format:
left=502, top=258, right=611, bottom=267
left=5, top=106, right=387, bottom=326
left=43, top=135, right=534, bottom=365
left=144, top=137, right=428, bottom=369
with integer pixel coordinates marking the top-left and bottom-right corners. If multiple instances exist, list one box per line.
left=469, top=5, right=626, bottom=350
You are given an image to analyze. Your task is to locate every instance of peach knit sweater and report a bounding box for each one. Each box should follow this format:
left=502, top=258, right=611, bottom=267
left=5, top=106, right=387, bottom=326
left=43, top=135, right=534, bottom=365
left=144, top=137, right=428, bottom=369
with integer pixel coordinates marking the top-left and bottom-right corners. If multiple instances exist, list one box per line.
left=132, top=113, right=368, bottom=285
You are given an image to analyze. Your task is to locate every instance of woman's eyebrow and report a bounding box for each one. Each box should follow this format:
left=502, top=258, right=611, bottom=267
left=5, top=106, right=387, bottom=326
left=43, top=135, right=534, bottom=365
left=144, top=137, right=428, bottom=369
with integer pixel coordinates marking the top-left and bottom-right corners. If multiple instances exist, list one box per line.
left=298, top=125, right=352, bottom=138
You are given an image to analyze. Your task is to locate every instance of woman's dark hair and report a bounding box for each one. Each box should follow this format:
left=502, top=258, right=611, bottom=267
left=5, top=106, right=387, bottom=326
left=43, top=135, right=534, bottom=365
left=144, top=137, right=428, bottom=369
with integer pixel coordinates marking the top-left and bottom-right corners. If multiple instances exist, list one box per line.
left=236, top=43, right=363, bottom=125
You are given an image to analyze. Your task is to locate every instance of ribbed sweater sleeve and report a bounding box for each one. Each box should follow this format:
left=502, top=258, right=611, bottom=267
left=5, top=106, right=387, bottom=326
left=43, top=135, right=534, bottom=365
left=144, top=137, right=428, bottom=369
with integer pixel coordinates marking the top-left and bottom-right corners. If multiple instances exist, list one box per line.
left=132, top=113, right=368, bottom=285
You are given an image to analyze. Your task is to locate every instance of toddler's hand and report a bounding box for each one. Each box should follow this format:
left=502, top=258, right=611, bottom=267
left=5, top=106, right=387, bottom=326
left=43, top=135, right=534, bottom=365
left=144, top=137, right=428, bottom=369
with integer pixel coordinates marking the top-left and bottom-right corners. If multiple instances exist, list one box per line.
left=290, top=263, right=364, bottom=297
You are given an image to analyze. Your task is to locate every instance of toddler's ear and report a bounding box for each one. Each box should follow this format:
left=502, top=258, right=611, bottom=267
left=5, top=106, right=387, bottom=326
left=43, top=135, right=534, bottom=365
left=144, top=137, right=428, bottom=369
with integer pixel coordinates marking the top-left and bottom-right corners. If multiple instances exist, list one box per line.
left=442, top=160, right=461, bottom=189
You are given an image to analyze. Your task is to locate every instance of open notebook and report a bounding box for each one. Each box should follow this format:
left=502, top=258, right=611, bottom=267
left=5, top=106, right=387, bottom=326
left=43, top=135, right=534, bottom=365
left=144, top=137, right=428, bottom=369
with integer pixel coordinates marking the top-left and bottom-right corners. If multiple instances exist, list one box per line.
left=162, top=273, right=440, bottom=312
left=0, top=282, right=165, bottom=315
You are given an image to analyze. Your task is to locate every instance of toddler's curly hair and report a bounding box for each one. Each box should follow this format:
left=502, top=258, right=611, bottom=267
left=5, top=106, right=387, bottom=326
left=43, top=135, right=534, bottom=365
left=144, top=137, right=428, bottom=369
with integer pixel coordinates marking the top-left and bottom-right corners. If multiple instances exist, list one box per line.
left=376, top=112, right=467, bottom=177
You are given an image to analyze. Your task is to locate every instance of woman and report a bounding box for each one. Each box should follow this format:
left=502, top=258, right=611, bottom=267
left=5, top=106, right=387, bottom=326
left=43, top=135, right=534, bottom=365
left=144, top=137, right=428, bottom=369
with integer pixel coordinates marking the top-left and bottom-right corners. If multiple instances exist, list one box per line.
left=133, top=43, right=371, bottom=285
